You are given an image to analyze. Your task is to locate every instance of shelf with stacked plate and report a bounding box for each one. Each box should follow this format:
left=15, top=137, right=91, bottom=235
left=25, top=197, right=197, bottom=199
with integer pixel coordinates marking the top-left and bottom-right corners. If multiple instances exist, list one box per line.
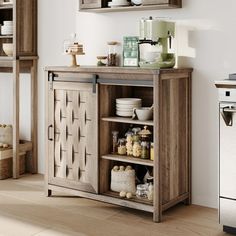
left=0, top=0, right=38, bottom=179
left=99, top=83, right=155, bottom=212
left=79, top=0, right=182, bottom=13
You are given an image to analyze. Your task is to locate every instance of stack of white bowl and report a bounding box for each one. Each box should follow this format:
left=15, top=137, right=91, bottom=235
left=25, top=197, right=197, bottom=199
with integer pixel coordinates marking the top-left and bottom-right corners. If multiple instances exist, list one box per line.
left=116, top=98, right=142, bottom=117
left=1, top=21, right=13, bottom=35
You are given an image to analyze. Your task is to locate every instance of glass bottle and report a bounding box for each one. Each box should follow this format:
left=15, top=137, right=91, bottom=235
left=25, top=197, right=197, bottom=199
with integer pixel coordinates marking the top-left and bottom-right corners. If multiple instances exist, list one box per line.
left=112, top=131, right=119, bottom=154
left=107, top=41, right=118, bottom=66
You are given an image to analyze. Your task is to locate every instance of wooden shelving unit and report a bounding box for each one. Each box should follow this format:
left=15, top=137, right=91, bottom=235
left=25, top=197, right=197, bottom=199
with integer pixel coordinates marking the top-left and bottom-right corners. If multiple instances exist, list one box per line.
left=102, top=154, right=154, bottom=166
left=0, top=0, right=38, bottom=178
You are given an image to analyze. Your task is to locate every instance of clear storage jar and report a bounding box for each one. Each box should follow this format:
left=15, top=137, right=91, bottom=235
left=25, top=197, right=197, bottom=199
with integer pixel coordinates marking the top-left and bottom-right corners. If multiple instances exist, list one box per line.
left=107, top=41, right=118, bottom=66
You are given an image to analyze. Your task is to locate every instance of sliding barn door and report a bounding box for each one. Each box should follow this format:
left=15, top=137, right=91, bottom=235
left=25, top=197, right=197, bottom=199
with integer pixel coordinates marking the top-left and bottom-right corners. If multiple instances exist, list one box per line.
left=47, top=82, right=98, bottom=193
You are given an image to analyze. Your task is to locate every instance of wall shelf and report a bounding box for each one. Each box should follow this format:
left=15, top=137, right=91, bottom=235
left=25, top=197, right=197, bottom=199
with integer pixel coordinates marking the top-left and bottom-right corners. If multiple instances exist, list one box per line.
left=102, top=154, right=154, bottom=166
left=80, top=3, right=181, bottom=13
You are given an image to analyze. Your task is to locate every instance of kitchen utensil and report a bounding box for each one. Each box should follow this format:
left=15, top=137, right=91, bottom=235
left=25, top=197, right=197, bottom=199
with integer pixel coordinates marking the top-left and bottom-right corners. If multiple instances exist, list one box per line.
left=133, top=107, right=153, bottom=121
left=2, top=43, right=13, bottom=57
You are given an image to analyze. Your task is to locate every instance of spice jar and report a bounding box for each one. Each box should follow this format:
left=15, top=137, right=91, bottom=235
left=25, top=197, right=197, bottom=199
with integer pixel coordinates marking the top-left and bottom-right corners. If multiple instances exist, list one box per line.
left=112, top=131, right=119, bottom=154
left=118, top=138, right=127, bottom=155
left=107, top=41, right=118, bottom=66
left=139, top=126, right=152, bottom=159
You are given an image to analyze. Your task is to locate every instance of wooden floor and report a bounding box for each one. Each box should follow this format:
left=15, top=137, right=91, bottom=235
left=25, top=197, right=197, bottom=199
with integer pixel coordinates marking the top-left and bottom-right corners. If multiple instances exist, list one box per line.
left=0, top=175, right=226, bottom=236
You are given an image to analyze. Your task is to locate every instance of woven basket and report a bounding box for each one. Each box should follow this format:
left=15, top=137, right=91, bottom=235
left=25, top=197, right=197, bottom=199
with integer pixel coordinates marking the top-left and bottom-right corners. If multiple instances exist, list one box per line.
left=0, top=147, right=26, bottom=180
left=110, top=169, right=136, bottom=194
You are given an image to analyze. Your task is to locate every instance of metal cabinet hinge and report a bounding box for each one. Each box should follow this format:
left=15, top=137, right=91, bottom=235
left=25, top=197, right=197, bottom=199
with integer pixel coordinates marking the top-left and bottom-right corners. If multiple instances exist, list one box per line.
left=48, top=72, right=54, bottom=90
left=92, top=74, right=98, bottom=94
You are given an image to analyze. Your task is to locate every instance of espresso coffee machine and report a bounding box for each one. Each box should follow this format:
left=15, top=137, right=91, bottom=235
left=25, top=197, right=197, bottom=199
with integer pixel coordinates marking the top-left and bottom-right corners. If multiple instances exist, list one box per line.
left=139, top=17, right=175, bottom=69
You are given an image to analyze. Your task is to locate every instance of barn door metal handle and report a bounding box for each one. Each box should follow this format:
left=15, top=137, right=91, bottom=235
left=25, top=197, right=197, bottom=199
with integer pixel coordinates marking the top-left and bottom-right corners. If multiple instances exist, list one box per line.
left=48, top=125, right=53, bottom=141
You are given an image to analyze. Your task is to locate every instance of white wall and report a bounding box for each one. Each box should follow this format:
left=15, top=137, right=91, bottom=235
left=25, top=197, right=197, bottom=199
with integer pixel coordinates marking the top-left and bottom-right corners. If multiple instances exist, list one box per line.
left=2, top=0, right=236, bottom=209
left=76, top=0, right=229, bottom=208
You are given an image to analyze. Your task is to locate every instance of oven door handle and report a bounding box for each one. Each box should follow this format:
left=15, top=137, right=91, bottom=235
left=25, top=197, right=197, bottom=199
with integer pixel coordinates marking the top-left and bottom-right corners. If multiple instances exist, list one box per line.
left=220, top=106, right=236, bottom=126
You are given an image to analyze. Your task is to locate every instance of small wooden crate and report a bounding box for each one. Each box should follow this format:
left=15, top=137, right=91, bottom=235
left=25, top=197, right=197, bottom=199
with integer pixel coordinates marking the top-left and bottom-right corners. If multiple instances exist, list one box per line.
left=0, top=147, right=26, bottom=180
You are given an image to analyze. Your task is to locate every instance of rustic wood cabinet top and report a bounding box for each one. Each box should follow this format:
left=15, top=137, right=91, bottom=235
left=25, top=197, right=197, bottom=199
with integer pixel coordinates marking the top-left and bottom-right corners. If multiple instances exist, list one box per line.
left=45, top=66, right=193, bottom=75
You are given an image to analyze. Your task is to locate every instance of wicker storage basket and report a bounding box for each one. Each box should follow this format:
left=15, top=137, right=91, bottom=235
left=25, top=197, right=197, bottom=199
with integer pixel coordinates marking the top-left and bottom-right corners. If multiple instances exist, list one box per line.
left=0, top=147, right=26, bottom=180
left=110, top=169, right=136, bottom=194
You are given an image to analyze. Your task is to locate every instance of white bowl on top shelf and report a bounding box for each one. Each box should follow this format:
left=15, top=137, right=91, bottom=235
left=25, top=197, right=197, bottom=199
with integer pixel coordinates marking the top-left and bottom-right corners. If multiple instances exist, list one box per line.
left=2, top=43, right=13, bottom=57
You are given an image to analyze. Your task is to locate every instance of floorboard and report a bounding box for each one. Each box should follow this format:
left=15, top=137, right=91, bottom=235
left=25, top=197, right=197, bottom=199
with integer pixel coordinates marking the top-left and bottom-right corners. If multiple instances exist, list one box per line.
left=0, top=175, right=224, bottom=236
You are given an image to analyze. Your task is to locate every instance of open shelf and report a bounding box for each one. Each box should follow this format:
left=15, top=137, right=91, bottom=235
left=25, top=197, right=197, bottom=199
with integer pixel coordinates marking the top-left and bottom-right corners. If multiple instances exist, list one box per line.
left=103, top=190, right=153, bottom=206
left=80, top=3, right=180, bottom=13
left=102, top=116, right=154, bottom=126
left=0, top=5, right=13, bottom=10
left=0, top=141, right=32, bottom=159
left=0, top=35, right=13, bottom=39
left=102, top=154, right=154, bottom=167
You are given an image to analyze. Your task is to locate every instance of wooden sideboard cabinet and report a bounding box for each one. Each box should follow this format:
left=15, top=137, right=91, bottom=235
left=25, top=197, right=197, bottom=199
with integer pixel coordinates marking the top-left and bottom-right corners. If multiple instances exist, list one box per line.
left=45, top=66, right=192, bottom=222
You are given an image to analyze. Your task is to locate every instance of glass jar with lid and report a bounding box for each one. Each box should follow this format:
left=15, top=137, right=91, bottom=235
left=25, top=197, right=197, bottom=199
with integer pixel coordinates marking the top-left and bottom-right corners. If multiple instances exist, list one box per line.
left=136, top=184, right=149, bottom=199
left=139, top=126, right=152, bottom=159
left=107, top=41, right=118, bottom=66
left=117, top=138, right=127, bottom=155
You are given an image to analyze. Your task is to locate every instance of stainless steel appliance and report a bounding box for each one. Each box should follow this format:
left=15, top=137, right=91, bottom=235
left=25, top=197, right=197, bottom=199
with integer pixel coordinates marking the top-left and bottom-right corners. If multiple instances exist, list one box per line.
left=218, top=85, right=236, bottom=234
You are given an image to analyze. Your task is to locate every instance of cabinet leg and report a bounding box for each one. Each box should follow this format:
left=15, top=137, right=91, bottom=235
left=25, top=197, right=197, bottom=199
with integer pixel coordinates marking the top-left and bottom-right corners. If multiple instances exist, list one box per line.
left=13, top=60, right=20, bottom=179
left=184, top=196, right=192, bottom=205
left=46, top=189, right=52, bottom=197
left=153, top=212, right=162, bottom=223
left=31, top=59, right=38, bottom=174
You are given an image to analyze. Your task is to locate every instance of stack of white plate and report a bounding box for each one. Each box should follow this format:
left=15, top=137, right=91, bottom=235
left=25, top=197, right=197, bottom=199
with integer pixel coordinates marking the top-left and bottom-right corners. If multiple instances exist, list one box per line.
left=108, top=0, right=130, bottom=7
left=1, top=21, right=13, bottom=35
left=116, top=98, right=142, bottom=117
